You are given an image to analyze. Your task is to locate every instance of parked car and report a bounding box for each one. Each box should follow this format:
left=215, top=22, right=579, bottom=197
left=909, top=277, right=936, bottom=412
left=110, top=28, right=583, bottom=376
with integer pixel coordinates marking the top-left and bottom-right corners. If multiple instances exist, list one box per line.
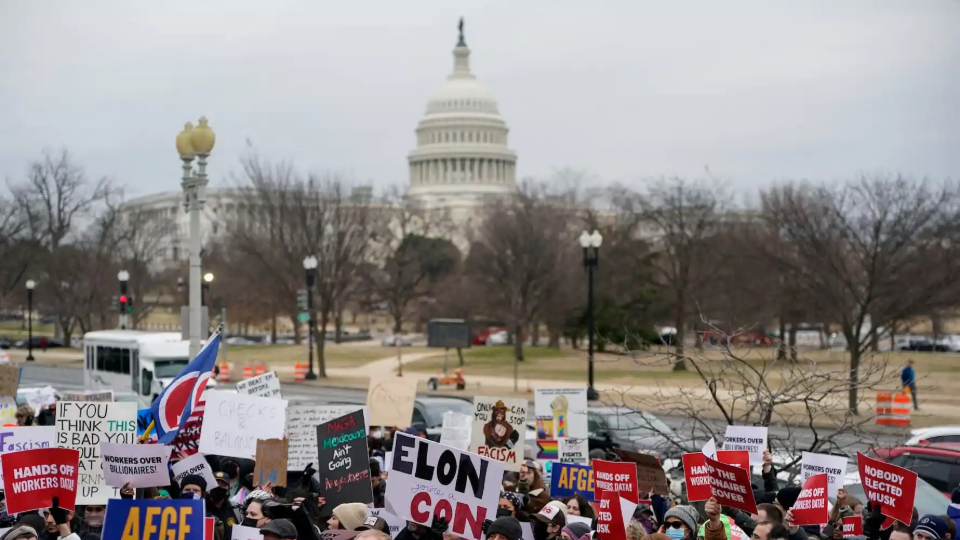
left=13, top=337, right=63, bottom=349
left=898, top=339, right=950, bottom=352
left=381, top=335, right=413, bottom=347
left=486, top=330, right=509, bottom=346
left=905, top=425, right=960, bottom=446
left=870, top=443, right=960, bottom=494
left=587, top=407, right=696, bottom=458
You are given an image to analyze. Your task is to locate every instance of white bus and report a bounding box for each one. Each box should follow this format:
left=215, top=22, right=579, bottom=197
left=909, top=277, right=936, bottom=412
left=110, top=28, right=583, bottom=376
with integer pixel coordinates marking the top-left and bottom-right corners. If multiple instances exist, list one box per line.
left=82, top=330, right=217, bottom=400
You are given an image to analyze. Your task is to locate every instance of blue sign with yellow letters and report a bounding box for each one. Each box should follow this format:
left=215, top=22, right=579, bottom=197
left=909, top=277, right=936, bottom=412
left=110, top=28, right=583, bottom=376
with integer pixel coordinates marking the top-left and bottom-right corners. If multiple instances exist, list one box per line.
left=103, top=498, right=205, bottom=540
left=549, top=462, right=595, bottom=502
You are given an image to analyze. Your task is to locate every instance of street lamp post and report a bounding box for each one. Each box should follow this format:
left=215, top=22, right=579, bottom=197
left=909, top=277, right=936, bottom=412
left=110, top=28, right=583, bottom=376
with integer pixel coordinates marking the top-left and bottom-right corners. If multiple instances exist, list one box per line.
left=303, top=255, right=318, bottom=380
left=176, top=117, right=216, bottom=359
left=117, top=270, right=130, bottom=329
left=25, top=280, right=35, bottom=361
left=580, top=230, right=603, bottom=401
left=176, top=277, right=185, bottom=306
left=202, top=273, right=214, bottom=307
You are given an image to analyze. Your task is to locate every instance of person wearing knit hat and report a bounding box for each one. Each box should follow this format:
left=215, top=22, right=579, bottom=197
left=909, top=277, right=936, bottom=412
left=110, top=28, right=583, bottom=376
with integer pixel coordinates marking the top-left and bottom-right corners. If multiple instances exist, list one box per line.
left=261, top=519, right=298, bottom=540
left=915, top=515, right=949, bottom=540
left=775, top=487, right=802, bottom=512
left=499, top=491, right=525, bottom=517
left=181, top=475, right=208, bottom=497
left=329, top=503, right=370, bottom=531
left=560, top=522, right=591, bottom=540
left=0, top=525, right=37, bottom=540
left=487, top=516, right=523, bottom=540
left=663, top=505, right=699, bottom=540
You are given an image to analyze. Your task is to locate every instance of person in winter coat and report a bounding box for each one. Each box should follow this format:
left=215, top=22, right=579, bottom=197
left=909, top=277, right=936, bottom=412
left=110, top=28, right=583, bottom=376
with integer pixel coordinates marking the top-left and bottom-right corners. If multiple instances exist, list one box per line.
left=370, top=459, right=387, bottom=508
left=328, top=503, right=369, bottom=531
left=662, top=505, right=700, bottom=540
left=485, top=516, right=522, bottom=540
left=703, top=498, right=726, bottom=540
left=519, top=460, right=550, bottom=514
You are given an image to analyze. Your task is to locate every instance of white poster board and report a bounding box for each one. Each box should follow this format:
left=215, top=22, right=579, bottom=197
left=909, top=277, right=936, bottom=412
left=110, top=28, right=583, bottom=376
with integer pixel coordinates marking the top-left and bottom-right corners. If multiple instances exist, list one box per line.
left=534, top=387, right=588, bottom=439
left=231, top=525, right=263, bottom=540
left=439, top=412, right=471, bottom=450
left=55, top=401, right=137, bottom=504
left=0, top=426, right=57, bottom=486
left=723, top=425, right=768, bottom=465
left=236, top=372, right=282, bottom=399
left=469, top=396, right=526, bottom=472
left=172, top=452, right=218, bottom=489
left=702, top=438, right=718, bottom=459
left=559, top=438, right=589, bottom=464
left=101, top=442, right=172, bottom=488
left=285, top=405, right=369, bottom=470
left=800, top=452, right=849, bottom=498
left=198, top=392, right=287, bottom=459
left=27, top=386, right=57, bottom=412
left=385, top=432, right=504, bottom=540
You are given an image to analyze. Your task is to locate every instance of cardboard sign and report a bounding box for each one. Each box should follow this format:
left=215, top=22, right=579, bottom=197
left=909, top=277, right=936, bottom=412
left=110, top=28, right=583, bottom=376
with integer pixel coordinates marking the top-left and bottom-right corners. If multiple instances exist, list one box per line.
left=842, top=517, right=863, bottom=538
left=60, top=391, right=114, bottom=402
left=790, top=473, right=829, bottom=526
left=0, top=426, right=57, bottom=486
left=55, top=401, right=137, bottom=504
left=254, top=438, right=289, bottom=487
left=318, top=410, right=372, bottom=507
left=703, top=455, right=757, bottom=515
left=101, top=442, right=172, bottom=488
left=439, top=412, right=471, bottom=451
left=197, top=392, right=287, bottom=459
left=0, top=397, right=18, bottom=424
left=0, top=366, right=20, bottom=397
left=534, top=387, right=588, bottom=438
left=681, top=453, right=712, bottom=502
left=470, top=396, right=526, bottom=472
left=0, top=448, right=80, bottom=513
left=366, top=374, right=417, bottom=429
left=856, top=452, right=917, bottom=525
left=232, top=525, right=263, bottom=540
left=102, top=498, right=205, bottom=540
left=550, top=462, right=595, bottom=502
left=800, top=452, right=848, bottom=498
left=723, top=425, right=768, bottom=465
left=717, top=450, right=751, bottom=472
left=285, top=405, right=369, bottom=470
left=367, top=508, right=406, bottom=539
left=385, top=432, right=504, bottom=540
left=171, top=452, right=218, bottom=490
left=593, top=459, right=639, bottom=504
left=236, top=372, right=282, bottom=399
left=616, top=449, right=668, bottom=496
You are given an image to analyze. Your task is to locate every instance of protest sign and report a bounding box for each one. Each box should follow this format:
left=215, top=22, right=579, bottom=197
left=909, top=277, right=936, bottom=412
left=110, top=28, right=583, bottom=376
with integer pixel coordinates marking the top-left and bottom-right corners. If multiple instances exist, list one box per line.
left=439, top=412, right=471, bottom=450
left=198, top=391, right=287, bottom=459
left=681, top=453, right=712, bottom=502
left=0, top=397, right=17, bottom=424
left=702, top=438, right=717, bottom=459
left=593, top=460, right=639, bottom=504
left=616, top=449, right=668, bottom=496
left=367, top=508, right=406, bottom=539
left=521, top=522, right=534, bottom=540
left=0, top=366, right=20, bottom=397
left=703, top=455, right=757, bottom=515
left=102, top=498, right=205, bottom=540
left=61, top=391, right=114, bottom=402
left=385, top=432, right=504, bottom=540
left=717, top=450, right=751, bottom=472
left=1, top=447, right=80, bottom=513
left=595, top=488, right=633, bottom=540
left=27, top=386, right=56, bottom=412
left=55, top=401, right=137, bottom=504
left=318, top=410, right=372, bottom=507
left=137, top=409, right=157, bottom=442
left=842, top=517, right=863, bottom=538
left=560, top=438, right=589, bottom=464
left=534, top=387, right=588, bottom=439
left=723, top=425, right=768, bottom=465
left=0, top=426, right=56, bottom=486
left=236, top=371, right=282, bottom=399
left=550, top=462, right=594, bottom=502
left=366, top=374, right=417, bottom=429
left=285, top=404, right=369, bottom=470
left=470, top=396, right=526, bottom=471
left=254, top=438, right=289, bottom=487
left=232, top=525, right=263, bottom=540
left=101, top=442, right=172, bottom=488
left=800, top=452, right=848, bottom=498
left=320, top=532, right=358, bottom=540
left=206, top=518, right=215, bottom=540
left=789, top=473, right=829, bottom=526
left=856, top=452, right=917, bottom=525
left=172, top=452, right=218, bottom=490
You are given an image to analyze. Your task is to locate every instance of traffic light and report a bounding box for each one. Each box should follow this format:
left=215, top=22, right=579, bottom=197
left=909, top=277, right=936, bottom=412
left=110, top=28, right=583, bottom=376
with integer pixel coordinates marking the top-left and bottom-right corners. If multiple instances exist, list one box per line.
left=296, top=289, right=309, bottom=311
left=126, top=296, right=133, bottom=313
left=118, top=294, right=128, bottom=313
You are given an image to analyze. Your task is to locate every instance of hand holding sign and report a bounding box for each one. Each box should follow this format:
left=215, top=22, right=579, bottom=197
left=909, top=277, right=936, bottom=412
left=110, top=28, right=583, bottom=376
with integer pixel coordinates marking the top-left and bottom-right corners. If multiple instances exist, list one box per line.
left=856, top=453, right=917, bottom=526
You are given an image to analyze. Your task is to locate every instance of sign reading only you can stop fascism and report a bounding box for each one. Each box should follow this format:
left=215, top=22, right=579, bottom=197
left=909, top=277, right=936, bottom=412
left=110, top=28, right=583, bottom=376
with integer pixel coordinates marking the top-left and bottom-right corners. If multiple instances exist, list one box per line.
left=55, top=401, right=137, bottom=504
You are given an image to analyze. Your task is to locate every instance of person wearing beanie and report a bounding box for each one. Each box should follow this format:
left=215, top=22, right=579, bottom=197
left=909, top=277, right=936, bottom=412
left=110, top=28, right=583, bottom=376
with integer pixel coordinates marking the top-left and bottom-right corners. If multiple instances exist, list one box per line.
left=487, top=516, right=523, bottom=540
left=663, top=505, right=699, bottom=540
left=916, top=515, right=949, bottom=540
left=775, top=488, right=802, bottom=513
left=261, top=518, right=298, bottom=540
left=560, top=522, right=591, bottom=540
left=181, top=475, right=208, bottom=497
left=329, top=503, right=369, bottom=531
left=1, top=525, right=38, bottom=540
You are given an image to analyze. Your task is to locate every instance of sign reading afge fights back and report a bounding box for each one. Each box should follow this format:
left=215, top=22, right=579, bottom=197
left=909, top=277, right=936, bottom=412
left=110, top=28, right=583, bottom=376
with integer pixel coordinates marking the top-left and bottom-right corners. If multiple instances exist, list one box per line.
left=470, top=396, right=526, bottom=471
left=856, top=452, right=917, bottom=525
left=385, top=432, right=504, bottom=540
left=55, top=401, right=137, bottom=504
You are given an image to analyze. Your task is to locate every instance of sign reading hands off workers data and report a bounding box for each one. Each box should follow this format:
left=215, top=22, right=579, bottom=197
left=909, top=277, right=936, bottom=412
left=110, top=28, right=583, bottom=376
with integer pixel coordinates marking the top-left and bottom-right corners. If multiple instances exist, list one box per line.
left=56, top=401, right=137, bottom=504
left=723, top=425, right=768, bottom=465
left=198, top=391, right=287, bottom=459
left=385, top=432, right=504, bottom=540
left=1, top=448, right=80, bottom=514
left=856, top=452, right=917, bottom=525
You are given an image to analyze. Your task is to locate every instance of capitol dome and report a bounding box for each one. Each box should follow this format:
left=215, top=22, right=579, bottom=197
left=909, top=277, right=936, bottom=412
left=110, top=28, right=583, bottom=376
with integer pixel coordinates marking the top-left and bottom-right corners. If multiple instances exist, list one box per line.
left=407, top=19, right=518, bottom=205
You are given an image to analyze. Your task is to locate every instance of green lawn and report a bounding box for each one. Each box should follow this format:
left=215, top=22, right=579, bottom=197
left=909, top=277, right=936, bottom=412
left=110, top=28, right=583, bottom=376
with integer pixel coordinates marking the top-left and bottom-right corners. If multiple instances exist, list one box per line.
left=0, top=321, right=56, bottom=339
left=221, top=343, right=431, bottom=368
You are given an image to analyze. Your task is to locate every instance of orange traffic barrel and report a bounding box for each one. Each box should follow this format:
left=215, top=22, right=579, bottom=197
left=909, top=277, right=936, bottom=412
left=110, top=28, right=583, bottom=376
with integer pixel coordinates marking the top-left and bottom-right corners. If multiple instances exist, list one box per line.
left=242, top=364, right=253, bottom=380
left=875, top=392, right=892, bottom=426
left=217, top=362, right=230, bottom=382
left=294, top=361, right=307, bottom=382
left=888, top=392, right=911, bottom=427
left=255, top=363, right=266, bottom=376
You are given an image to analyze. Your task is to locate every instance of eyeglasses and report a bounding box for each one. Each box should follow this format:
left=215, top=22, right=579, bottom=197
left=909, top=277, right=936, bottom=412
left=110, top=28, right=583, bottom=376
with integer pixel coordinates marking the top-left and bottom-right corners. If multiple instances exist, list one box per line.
left=667, top=521, right=684, bottom=529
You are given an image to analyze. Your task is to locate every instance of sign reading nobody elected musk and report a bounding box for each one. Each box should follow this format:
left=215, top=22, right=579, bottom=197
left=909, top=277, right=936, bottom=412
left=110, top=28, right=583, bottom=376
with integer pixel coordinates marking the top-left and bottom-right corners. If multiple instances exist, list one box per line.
left=100, top=442, right=172, bottom=489
left=386, top=432, right=504, bottom=540
left=198, top=392, right=287, bottom=460
left=856, top=452, right=917, bottom=525
left=102, top=498, right=205, bottom=540
left=55, top=401, right=137, bottom=504
left=236, top=372, right=282, bottom=399
left=1, top=448, right=80, bottom=514
left=723, top=425, right=768, bottom=465
left=318, top=410, right=372, bottom=507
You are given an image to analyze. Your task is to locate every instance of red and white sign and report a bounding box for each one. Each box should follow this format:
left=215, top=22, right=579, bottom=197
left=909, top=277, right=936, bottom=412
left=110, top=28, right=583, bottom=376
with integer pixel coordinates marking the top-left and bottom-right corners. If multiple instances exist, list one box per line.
left=205, top=517, right=215, bottom=540
left=0, top=448, right=80, bottom=513
left=596, top=489, right=627, bottom=540
left=703, top=455, right=757, bottom=515
left=592, top=460, right=639, bottom=504
left=681, top=453, right=713, bottom=502
left=717, top=450, right=750, bottom=472
left=789, top=473, right=829, bottom=526
left=856, top=452, right=917, bottom=526
left=842, top=517, right=863, bottom=538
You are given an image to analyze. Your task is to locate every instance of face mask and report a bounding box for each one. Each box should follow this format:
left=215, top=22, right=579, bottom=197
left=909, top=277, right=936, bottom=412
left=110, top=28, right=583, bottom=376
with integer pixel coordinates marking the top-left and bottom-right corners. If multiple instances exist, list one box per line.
left=666, top=527, right=685, bottom=540
left=181, top=492, right=201, bottom=500
left=533, top=521, right=551, bottom=540
left=208, top=489, right=227, bottom=503
left=223, top=465, right=239, bottom=479
left=242, top=518, right=259, bottom=528
left=639, top=517, right=654, bottom=534
left=85, top=515, right=104, bottom=528
left=496, top=508, right=513, bottom=519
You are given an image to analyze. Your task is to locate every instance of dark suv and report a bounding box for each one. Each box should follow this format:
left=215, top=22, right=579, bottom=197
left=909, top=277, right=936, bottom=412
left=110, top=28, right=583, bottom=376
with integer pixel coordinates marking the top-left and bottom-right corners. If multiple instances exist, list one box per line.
left=871, top=443, right=960, bottom=494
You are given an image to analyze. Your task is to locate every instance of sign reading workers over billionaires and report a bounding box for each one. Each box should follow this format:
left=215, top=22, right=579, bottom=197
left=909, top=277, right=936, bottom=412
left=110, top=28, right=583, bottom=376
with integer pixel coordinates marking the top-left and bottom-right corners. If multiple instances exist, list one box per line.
left=856, top=452, right=917, bottom=526
left=55, top=401, right=137, bottom=504
left=385, top=432, right=504, bottom=540
left=1, top=448, right=80, bottom=514
left=318, top=410, right=372, bottom=508
left=723, top=426, right=768, bottom=466
left=800, top=452, right=848, bottom=498
left=100, top=442, right=172, bottom=489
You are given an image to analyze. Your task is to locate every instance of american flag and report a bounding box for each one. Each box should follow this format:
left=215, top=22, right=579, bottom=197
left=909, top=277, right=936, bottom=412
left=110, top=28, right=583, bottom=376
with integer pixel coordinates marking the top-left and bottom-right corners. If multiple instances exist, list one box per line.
left=144, top=398, right=205, bottom=460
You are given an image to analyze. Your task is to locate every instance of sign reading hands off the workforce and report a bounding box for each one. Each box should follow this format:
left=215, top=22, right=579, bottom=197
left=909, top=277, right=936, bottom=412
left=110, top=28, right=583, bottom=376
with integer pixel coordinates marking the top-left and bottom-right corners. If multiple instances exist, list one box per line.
left=100, top=442, right=172, bottom=489
left=198, top=391, right=287, bottom=459
left=285, top=405, right=369, bottom=470
left=1, top=447, right=80, bottom=514
left=723, top=425, right=768, bottom=465
left=385, top=432, right=504, bottom=540
left=800, top=452, right=848, bottom=498
left=318, top=410, right=372, bottom=508
left=789, top=473, right=829, bottom=526
left=856, top=452, right=917, bottom=525
left=470, top=396, right=526, bottom=472
left=366, top=374, right=417, bottom=429
left=56, top=401, right=137, bottom=504
left=101, top=498, right=204, bottom=540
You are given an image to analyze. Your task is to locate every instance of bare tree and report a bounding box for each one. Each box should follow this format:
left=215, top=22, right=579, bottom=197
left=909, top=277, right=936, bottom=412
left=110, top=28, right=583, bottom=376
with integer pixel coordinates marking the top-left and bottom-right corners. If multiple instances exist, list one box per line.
left=0, top=196, right=38, bottom=305
left=114, top=207, right=177, bottom=327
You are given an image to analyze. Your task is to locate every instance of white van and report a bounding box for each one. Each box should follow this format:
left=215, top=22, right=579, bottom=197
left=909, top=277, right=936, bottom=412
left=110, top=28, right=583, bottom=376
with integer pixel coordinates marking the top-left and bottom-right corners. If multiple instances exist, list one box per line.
left=82, top=330, right=217, bottom=400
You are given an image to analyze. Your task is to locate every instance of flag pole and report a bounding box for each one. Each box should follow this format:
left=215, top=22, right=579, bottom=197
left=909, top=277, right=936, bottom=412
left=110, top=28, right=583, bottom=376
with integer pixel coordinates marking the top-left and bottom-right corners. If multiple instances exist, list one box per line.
left=140, top=325, right=225, bottom=443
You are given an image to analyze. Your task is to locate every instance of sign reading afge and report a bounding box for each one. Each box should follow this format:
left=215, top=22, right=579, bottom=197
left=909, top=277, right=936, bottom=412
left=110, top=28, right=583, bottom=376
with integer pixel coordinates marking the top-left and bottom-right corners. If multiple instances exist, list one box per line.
left=101, top=498, right=204, bottom=540
left=1, top=448, right=80, bottom=514
left=856, top=452, right=917, bottom=526
left=385, top=432, right=504, bottom=540
left=470, top=396, right=526, bottom=471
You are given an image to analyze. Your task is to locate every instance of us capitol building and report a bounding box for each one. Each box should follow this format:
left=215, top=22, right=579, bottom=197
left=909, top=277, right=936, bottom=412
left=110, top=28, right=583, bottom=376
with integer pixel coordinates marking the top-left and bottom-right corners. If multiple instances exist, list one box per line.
left=121, top=20, right=517, bottom=264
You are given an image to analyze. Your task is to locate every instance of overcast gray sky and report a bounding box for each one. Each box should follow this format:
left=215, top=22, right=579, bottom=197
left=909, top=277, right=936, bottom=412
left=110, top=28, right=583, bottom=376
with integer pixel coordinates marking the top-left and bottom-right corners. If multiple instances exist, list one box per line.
left=1, top=1, right=957, bottom=200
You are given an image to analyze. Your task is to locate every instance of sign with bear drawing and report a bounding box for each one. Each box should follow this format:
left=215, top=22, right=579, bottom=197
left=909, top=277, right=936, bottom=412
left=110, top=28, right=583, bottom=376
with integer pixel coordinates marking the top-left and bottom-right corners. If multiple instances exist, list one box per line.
left=469, top=396, right=526, bottom=471
left=317, top=409, right=372, bottom=507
